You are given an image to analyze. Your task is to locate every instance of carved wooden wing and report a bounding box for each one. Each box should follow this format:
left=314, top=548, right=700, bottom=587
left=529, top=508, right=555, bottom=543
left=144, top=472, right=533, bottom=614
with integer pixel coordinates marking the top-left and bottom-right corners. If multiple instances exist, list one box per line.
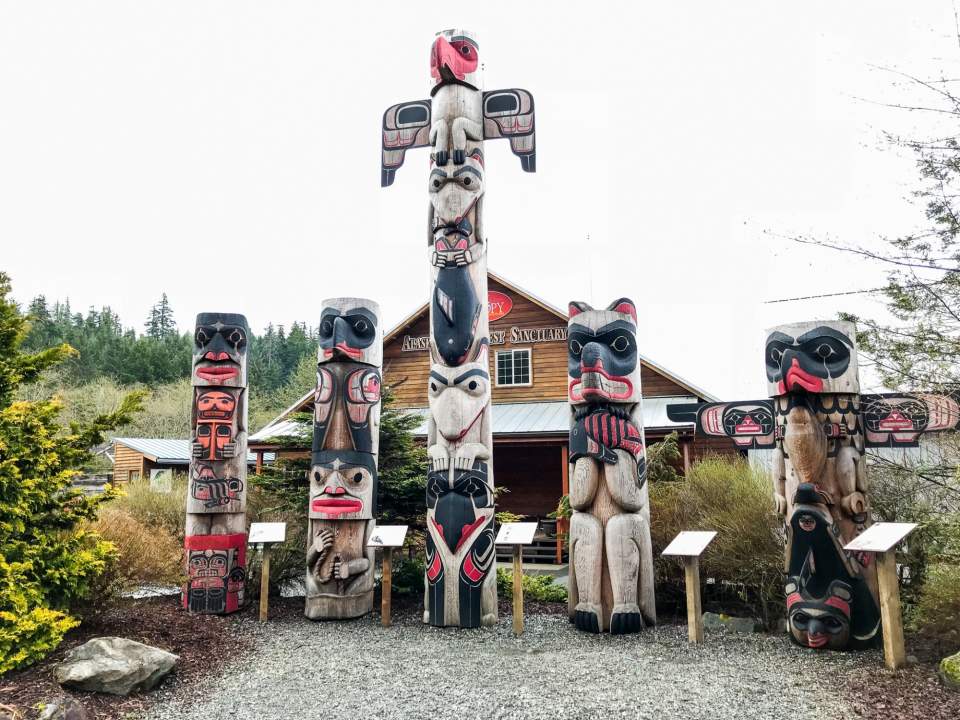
left=861, top=391, right=960, bottom=448
left=482, top=89, right=536, bottom=172
left=381, top=99, right=432, bottom=187
left=667, top=400, right=777, bottom=450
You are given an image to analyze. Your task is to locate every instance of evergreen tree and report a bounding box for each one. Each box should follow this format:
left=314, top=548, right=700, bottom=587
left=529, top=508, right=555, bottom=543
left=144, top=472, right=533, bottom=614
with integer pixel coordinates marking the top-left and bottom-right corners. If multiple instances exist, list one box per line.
left=0, top=272, right=144, bottom=671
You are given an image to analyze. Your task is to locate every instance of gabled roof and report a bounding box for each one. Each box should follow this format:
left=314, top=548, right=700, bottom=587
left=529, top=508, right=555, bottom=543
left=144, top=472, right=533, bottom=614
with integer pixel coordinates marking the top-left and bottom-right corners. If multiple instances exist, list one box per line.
left=113, top=438, right=267, bottom=464
left=250, top=269, right=718, bottom=440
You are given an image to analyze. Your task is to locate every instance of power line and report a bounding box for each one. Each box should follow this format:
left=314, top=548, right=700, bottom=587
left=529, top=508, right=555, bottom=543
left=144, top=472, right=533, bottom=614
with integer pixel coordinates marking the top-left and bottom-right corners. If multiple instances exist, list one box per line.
left=763, top=286, right=888, bottom=304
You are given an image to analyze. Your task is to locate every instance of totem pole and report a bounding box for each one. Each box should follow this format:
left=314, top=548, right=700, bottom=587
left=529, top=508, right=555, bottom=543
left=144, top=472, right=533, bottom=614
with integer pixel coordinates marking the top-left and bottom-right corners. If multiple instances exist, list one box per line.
left=566, top=299, right=656, bottom=634
left=380, top=29, right=536, bottom=628
left=667, top=320, right=960, bottom=650
left=305, top=298, right=382, bottom=620
left=184, top=313, right=249, bottom=615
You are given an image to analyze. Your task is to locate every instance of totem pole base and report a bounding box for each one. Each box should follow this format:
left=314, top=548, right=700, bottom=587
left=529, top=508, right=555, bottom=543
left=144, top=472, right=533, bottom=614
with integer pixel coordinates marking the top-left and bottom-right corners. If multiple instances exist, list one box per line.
left=304, top=590, right=374, bottom=621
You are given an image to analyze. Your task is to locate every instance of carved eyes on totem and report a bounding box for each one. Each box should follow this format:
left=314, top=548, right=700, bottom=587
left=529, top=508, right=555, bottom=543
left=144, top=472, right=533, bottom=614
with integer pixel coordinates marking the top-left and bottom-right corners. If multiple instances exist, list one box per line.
left=450, top=40, right=476, bottom=60
left=791, top=612, right=845, bottom=633
left=569, top=334, right=632, bottom=356
left=195, top=326, right=246, bottom=351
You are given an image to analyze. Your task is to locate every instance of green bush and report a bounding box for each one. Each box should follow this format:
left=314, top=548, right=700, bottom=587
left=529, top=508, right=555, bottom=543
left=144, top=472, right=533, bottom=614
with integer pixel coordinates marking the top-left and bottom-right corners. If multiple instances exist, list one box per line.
left=0, top=272, right=143, bottom=672
left=496, top=569, right=568, bottom=602
left=389, top=556, right=425, bottom=597
left=650, top=455, right=783, bottom=626
left=910, top=561, right=960, bottom=654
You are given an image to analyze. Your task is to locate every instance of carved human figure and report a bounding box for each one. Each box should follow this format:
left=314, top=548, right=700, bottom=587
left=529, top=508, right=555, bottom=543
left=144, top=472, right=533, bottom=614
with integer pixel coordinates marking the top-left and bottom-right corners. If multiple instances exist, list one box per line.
left=305, top=298, right=382, bottom=620
left=184, top=312, right=250, bottom=614
left=567, top=298, right=655, bottom=634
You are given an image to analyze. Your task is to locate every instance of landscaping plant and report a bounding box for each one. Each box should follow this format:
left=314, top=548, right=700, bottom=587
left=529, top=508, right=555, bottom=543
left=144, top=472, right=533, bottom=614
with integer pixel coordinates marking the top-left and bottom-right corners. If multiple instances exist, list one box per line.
left=0, top=272, right=143, bottom=673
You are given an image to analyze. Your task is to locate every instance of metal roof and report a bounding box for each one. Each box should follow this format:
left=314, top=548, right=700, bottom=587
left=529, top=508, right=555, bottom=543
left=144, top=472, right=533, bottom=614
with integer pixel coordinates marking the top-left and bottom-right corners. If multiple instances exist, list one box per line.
left=113, top=438, right=267, bottom=464
left=249, top=396, right=697, bottom=442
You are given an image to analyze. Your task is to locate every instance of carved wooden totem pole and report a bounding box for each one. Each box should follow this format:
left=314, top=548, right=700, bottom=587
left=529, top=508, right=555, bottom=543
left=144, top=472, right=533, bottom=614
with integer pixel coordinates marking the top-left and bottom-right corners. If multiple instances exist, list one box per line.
left=184, top=313, right=249, bottom=614
left=667, top=320, right=960, bottom=650
left=380, top=29, right=536, bottom=628
left=305, top=298, right=382, bottom=620
left=566, top=299, right=656, bottom=634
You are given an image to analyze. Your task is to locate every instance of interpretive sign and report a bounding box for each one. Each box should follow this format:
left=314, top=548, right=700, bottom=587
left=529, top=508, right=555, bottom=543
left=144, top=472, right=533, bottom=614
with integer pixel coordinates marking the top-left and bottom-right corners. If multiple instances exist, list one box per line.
left=495, top=522, right=539, bottom=546
left=843, top=522, right=917, bottom=554
left=367, top=525, right=409, bottom=548
left=248, top=522, right=287, bottom=545
left=662, top=531, right=717, bottom=558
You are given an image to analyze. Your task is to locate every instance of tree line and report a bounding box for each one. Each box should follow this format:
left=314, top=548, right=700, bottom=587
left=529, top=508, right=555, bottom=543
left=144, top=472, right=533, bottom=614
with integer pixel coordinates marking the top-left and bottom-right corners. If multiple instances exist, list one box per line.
left=22, top=293, right=319, bottom=395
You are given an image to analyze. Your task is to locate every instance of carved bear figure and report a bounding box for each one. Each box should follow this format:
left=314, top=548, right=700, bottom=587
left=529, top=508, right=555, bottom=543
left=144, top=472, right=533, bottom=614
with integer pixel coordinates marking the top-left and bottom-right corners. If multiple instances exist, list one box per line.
left=567, top=298, right=656, bottom=634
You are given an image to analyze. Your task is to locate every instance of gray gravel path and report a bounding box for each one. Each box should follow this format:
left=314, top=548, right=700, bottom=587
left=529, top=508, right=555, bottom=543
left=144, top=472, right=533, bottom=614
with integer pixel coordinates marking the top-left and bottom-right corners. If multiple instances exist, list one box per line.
left=145, top=609, right=872, bottom=720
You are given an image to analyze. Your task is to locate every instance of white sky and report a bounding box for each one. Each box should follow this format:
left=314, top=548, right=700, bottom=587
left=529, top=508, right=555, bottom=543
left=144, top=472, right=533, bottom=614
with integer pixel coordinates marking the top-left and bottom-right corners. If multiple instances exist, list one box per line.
left=1, top=1, right=957, bottom=400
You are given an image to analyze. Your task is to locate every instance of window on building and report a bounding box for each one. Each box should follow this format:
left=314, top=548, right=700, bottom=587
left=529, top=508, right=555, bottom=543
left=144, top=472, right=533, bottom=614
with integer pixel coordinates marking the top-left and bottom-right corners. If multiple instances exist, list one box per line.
left=129, top=470, right=140, bottom=482
left=496, top=348, right=532, bottom=386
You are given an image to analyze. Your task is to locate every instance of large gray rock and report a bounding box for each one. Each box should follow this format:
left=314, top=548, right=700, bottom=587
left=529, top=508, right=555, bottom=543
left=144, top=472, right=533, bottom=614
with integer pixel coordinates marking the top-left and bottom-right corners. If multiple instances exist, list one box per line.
left=940, top=650, right=960, bottom=691
left=55, top=637, right=178, bottom=696
left=38, top=697, right=89, bottom=720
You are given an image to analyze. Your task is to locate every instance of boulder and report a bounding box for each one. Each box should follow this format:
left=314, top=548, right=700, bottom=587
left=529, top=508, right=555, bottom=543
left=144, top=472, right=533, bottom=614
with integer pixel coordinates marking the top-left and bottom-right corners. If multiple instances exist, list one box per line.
left=940, top=651, right=960, bottom=691
left=54, top=637, right=178, bottom=696
left=38, top=698, right=89, bottom=720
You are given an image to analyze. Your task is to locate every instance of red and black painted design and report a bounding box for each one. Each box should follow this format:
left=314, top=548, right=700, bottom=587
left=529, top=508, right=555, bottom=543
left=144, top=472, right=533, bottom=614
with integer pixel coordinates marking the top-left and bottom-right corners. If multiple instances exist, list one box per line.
left=185, top=312, right=249, bottom=614
left=183, top=533, right=247, bottom=615
left=765, top=326, right=854, bottom=395
left=313, top=364, right=382, bottom=455
left=861, top=391, right=960, bottom=448
left=784, top=486, right=879, bottom=649
left=190, top=463, right=243, bottom=509
left=425, top=461, right=494, bottom=628
left=192, top=313, right=248, bottom=387
left=667, top=400, right=778, bottom=450
left=569, top=410, right=646, bottom=483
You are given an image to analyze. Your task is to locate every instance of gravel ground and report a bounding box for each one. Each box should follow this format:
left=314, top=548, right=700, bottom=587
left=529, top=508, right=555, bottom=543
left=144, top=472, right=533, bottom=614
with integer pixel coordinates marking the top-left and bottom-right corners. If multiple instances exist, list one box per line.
left=143, top=603, right=876, bottom=720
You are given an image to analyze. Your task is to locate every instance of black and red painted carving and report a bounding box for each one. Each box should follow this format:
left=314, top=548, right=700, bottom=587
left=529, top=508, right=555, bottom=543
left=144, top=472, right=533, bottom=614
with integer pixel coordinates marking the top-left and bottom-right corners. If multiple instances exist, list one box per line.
left=184, top=533, right=246, bottom=614
left=381, top=30, right=536, bottom=628
left=567, top=298, right=655, bottom=635
left=184, top=312, right=249, bottom=614
left=306, top=298, right=382, bottom=620
left=667, top=319, right=960, bottom=650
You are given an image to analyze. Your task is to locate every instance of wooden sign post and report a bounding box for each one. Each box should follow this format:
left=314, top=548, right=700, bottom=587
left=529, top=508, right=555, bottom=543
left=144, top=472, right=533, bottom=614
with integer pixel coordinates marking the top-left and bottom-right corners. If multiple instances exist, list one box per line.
left=662, top=531, right=717, bottom=643
left=495, top=522, right=539, bottom=635
left=248, top=522, right=287, bottom=623
left=844, top=522, right=917, bottom=670
left=367, top=525, right=409, bottom=627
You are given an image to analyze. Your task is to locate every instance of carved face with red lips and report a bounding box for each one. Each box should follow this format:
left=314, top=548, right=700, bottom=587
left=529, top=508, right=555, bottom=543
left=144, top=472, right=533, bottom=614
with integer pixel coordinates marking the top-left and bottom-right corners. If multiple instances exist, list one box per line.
left=786, top=577, right=853, bottom=650
left=428, top=350, right=489, bottom=441
left=196, top=390, right=236, bottom=420
left=193, top=313, right=249, bottom=387
left=765, top=321, right=858, bottom=397
left=430, top=30, right=480, bottom=91
left=308, top=450, right=376, bottom=521
left=567, top=298, right=642, bottom=406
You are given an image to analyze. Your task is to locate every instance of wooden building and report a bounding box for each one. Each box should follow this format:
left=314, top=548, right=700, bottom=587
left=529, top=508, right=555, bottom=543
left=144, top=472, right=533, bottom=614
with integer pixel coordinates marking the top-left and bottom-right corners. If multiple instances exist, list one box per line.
left=250, top=271, right=730, bottom=561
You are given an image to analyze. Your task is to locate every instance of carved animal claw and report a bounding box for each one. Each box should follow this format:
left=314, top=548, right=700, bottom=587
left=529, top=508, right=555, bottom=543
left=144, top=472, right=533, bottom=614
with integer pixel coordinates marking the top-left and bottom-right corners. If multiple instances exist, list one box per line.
left=221, top=442, right=237, bottom=458
left=453, top=149, right=465, bottom=165
left=774, top=493, right=788, bottom=516
left=840, top=491, right=867, bottom=517
left=610, top=604, right=645, bottom=635
left=435, top=150, right=449, bottom=167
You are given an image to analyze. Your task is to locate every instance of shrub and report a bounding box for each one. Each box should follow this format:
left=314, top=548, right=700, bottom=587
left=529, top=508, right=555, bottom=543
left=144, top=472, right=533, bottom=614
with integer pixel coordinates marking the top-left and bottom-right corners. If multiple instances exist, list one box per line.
left=0, top=272, right=144, bottom=672
left=650, top=455, right=783, bottom=627
left=389, top=556, right=425, bottom=597
left=110, top=476, right=186, bottom=540
left=496, top=569, right=568, bottom=602
left=86, top=505, right=183, bottom=594
left=910, top=561, right=960, bottom=655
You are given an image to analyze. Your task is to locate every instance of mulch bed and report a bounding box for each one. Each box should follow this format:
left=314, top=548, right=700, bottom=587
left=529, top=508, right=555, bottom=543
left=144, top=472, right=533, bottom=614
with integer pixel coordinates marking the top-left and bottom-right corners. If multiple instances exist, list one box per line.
left=0, top=595, right=253, bottom=720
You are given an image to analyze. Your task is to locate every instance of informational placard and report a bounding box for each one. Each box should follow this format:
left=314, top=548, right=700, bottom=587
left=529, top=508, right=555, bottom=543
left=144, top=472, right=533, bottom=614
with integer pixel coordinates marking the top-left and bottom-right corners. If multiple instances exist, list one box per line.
left=662, top=530, right=717, bottom=557
left=367, top=525, right=409, bottom=548
left=495, top=522, right=539, bottom=546
left=248, top=522, right=287, bottom=545
left=843, top=522, right=917, bottom=553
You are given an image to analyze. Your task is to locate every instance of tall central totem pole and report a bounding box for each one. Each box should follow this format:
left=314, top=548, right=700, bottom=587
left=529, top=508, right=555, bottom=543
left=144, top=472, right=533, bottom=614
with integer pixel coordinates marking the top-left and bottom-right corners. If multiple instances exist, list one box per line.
left=381, top=29, right=536, bottom=627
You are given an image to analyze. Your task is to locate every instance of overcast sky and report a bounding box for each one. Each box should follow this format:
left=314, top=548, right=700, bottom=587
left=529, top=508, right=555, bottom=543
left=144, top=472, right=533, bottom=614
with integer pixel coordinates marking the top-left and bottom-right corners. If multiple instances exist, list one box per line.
left=1, top=2, right=957, bottom=400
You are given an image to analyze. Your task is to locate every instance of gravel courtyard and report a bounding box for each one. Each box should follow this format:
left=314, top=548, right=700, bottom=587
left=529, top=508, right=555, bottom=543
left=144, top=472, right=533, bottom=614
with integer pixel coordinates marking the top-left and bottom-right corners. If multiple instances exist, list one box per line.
left=144, top=607, right=873, bottom=720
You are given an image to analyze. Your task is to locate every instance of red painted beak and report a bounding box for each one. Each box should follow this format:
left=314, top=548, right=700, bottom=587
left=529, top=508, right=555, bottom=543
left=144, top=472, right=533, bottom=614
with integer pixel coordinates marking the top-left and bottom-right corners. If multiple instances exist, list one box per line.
left=431, top=36, right=464, bottom=82
left=779, top=358, right=824, bottom=394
